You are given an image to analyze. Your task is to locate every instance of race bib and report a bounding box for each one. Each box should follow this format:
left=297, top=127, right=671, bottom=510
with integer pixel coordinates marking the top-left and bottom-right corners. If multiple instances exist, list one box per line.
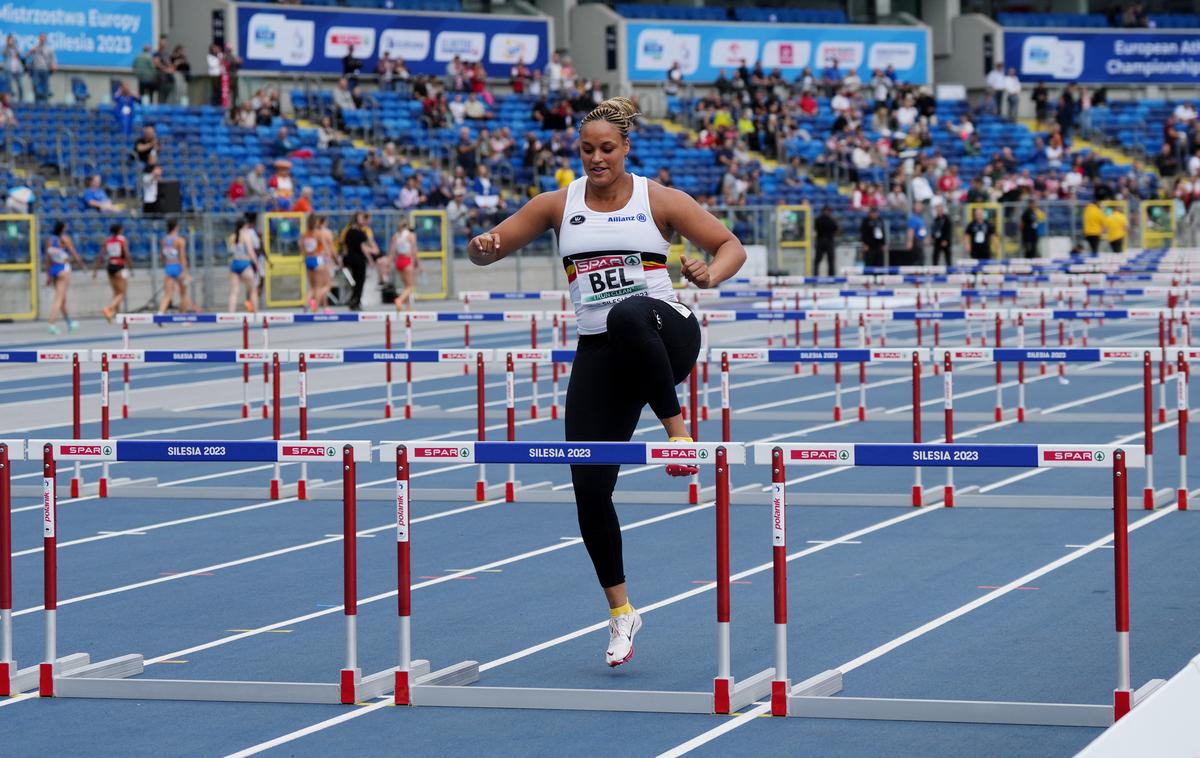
left=577, top=254, right=647, bottom=305
left=873, top=228, right=883, bottom=240
left=975, top=231, right=985, bottom=244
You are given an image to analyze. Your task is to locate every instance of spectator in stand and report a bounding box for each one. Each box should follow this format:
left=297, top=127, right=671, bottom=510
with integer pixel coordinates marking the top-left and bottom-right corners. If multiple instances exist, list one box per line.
left=1157, top=143, right=1180, bottom=177
left=1032, top=81, right=1049, bottom=126
left=381, top=141, right=406, bottom=175
left=1106, top=204, right=1129, bottom=252
left=227, top=174, right=246, bottom=204
left=470, top=164, right=503, bottom=218
left=868, top=69, right=892, bottom=109
left=234, top=101, right=256, bottom=129
left=455, top=127, right=478, bottom=174
left=820, top=59, right=841, bottom=97
left=1044, top=131, right=1065, bottom=169
left=245, top=163, right=269, bottom=200
left=1004, top=68, right=1021, bottom=121
left=152, top=36, right=175, bottom=103
left=910, top=164, right=934, bottom=203
left=361, top=149, right=382, bottom=189
left=205, top=43, right=224, bottom=106
left=445, top=55, right=464, bottom=91
left=1082, top=199, right=1105, bottom=253
left=447, top=94, right=467, bottom=124
left=906, top=200, right=928, bottom=265
left=134, top=125, right=160, bottom=168
left=930, top=202, right=953, bottom=266
left=272, top=126, right=296, bottom=158
left=171, top=45, right=191, bottom=103
left=83, top=175, right=119, bottom=212
left=656, top=166, right=673, bottom=188
left=665, top=61, right=683, bottom=97
left=937, top=164, right=961, bottom=199
left=291, top=186, right=313, bottom=214
left=342, top=45, right=362, bottom=89
left=464, top=93, right=492, bottom=120
left=986, top=62, right=1005, bottom=115
left=545, top=52, right=563, bottom=94
left=1173, top=101, right=1197, bottom=125
left=1056, top=86, right=1076, bottom=140
left=813, top=206, right=838, bottom=276
left=26, top=34, right=55, bottom=103
left=134, top=45, right=157, bottom=102
left=317, top=115, right=345, bottom=149
left=860, top=206, right=887, bottom=266
left=332, top=78, right=356, bottom=124
left=510, top=59, right=529, bottom=94
left=1187, top=147, right=1200, bottom=178
left=784, top=156, right=807, bottom=188
left=1020, top=198, right=1040, bottom=258
left=396, top=174, right=425, bottom=209
left=554, top=156, right=575, bottom=189
left=376, top=51, right=396, bottom=91
left=0, top=93, right=16, bottom=128
left=142, top=163, right=162, bottom=215
left=3, top=36, right=23, bottom=102
left=721, top=163, right=748, bottom=205
left=268, top=159, right=295, bottom=208
left=964, top=207, right=995, bottom=260
left=799, top=90, right=819, bottom=118
left=560, top=55, right=576, bottom=92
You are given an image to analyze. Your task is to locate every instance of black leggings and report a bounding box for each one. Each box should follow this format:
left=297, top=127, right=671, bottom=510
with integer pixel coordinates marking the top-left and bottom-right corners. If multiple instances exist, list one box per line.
left=565, top=297, right=702, bottom=588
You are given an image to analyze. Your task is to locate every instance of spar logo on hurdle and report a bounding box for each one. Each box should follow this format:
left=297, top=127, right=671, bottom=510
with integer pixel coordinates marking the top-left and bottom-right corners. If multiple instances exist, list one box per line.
left=280, top=445, right=339, bottom=459
left=790, top=448, right=850, bottom=461
left=415, top=447, right=471, bottom=458
left=59, top=444, right=113, bottom=458
left=649, top=447, right=708, bottom=460
left=1043, top=449, right=1105, bottom=463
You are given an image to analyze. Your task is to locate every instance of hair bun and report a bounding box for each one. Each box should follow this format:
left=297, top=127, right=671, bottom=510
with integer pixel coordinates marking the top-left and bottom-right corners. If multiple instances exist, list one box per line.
left=581, top=96, right=642, bottom=137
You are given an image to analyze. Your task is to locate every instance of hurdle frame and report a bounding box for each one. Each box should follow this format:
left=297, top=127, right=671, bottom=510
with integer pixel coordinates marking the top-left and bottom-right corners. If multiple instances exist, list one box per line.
left=382, top=440, right=842, bottom=714
left=31, top=438, right=409, bottom=704
left=757, top=441, right=1162, bottom=727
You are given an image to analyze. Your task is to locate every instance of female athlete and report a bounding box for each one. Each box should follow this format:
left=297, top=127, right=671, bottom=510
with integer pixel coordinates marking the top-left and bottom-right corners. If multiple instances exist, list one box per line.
left=157, top=218, right=195, bottom=314
left=467, top=97, right=746, bottom=667
left=303, top=214, right=334, bottom=311
left=93, top=222, right=132, bottom=322
left=44, top=221, right=85, bottom=334
left=228, top=216, right=260, bottom=313
left=390, top=216, right=420, bottom=312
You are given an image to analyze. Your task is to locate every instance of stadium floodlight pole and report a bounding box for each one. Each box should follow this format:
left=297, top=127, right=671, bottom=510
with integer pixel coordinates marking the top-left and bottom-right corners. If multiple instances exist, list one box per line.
left=475, top=352, right=486, bottom=502
left=385, top=314, right=393, bottom=419
left=340, top=444, right=360, bottom=704
left=505, top=353, right=516, bottom=503
left=405, top=314, right=414, bottom=419
left=943, top=351, right=954, bottom=507
left=769, top=447, right=789, bottom=716
left=0, top=443, right=10, bottom=695
left=122, top=319, right=131, bottom=418
left=1112, top=449, right=1132, bottom=721
left=39, top=444, right=56, bottom=697
left=298, top=353, right=309, bottom=500
left=100, top=353, right=110, bottom=497
left=1178, top=353, right=1189, bottom=511
left=241, top=316, right=250, bottom=419
left=1143, top=351, right=1155, bottom=510
left=271, top=352, right=281, bottom=500
left=71, top=352, right=81, bottom=499
left=912, top=351, right=922, bottom=507
left=394, top=445, right=411, bottom=706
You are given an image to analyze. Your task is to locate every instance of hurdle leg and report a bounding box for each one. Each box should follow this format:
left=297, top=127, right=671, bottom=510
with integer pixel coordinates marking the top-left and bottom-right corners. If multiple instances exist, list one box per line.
left=770, top=449, right=790, bottom=716
left=340, top=446, right=361, bottom=704
left=1112, top=450, right=1132, bottom=720
left=912, top=353, right=922, bottom=507
left=39, top=449, right=57, bottom=697
left=712, top=449, right=733, bottom=714
left=858, top=362, right=866, bottom=421
left=1143, top=352, right=1155, bottom=510
left=0, top=446, right=11, bottom=695
left=395, top=447, right=412, bottom=706
left=1178, top=356, right=1189, bottom=511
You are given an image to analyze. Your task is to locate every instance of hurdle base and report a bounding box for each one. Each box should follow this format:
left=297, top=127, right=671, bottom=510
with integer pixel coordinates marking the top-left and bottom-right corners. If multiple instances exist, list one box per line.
left=409, top=661, right=782, bottom=715
left=785, top=694, right=1113, bottom=727
left=50, top=656, right=435, bottom=704
left=6, top=653, right=93, bottom=694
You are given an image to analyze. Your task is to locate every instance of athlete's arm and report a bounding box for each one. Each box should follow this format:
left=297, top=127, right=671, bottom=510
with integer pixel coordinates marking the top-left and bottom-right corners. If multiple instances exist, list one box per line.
left=63, top=234, right=85, bottom=265
left=468, top=190, right=561, bottom=266
left=651, top=185, right=745, bottom=289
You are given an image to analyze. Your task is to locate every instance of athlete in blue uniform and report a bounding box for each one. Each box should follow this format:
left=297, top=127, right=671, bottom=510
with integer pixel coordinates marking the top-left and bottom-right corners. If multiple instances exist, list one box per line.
left=44, top=221, right=85, bottom=334
left=157, top=218, right=196, bottom=315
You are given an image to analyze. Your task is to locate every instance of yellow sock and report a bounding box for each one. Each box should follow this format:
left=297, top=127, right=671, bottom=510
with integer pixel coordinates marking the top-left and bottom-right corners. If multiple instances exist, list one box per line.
left=668, top=436, right=693, bottom=443
left=610, top=601, right=633, bottom=617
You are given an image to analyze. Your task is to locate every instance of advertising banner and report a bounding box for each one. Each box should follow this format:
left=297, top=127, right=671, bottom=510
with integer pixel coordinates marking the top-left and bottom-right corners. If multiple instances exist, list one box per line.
left=627, top=21, right=929, bottom=84
left=234, top=2, right=549, bottom=78
left=1004, top=29, right=1200, bottom=83
left=0, top=0, right=154, bottom=69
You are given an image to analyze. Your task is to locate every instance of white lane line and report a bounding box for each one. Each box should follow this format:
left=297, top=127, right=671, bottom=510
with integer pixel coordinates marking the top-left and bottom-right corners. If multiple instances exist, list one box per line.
left=222, top=506, right=940, bottom=758
left=806, top=540, right=861, bottom=545
left=658, top=505, right=1177, bottom=757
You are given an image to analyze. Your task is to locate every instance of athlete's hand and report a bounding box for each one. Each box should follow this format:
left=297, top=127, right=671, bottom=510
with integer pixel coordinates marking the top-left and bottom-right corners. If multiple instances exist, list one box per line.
left=468, top=232, right=501, bottom=264
left=680, top=254, right=712, bottom=289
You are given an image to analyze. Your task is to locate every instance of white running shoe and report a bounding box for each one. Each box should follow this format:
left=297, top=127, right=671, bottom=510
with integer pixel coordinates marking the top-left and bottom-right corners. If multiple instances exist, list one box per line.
left=606, top=607, right=643, bottom=667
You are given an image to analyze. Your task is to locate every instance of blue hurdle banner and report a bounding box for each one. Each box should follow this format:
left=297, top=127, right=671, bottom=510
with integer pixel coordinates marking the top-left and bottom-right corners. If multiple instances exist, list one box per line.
left=0, top=439, right=26, bottom=460
left=0, top=350, right=84, bottom=364
left=1018, top=309, right=1165, bottom=321
left=753, top=443, right=1145, bottom=468
left=31, top=439, right=371, bottom=463
left=292, top=349, right=491, bottom=364
left=379, top=441, right=746, bottom=465
left=460, top=291, right=567, bottom=302
left=91, top=349, right=275, bottom=364
left=500, top=350, right=577, bottom=363
left=943, top=347, right=1160, bottom=363
left=711, top=348, right=925, bottom=363
left=408, top=311, right=538, bottom=323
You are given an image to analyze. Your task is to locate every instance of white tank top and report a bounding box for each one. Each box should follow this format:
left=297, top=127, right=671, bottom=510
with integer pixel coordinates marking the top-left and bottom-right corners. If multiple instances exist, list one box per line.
left=556, top=174, right=676, bottom=335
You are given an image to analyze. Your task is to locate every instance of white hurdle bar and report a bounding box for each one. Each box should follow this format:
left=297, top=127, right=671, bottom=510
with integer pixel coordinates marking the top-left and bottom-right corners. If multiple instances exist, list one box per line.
left=756, top=442, right=1156, bottom=726
left=28, top=439, right=400, bottom=704
left=379, top=440, right=838, bottom=714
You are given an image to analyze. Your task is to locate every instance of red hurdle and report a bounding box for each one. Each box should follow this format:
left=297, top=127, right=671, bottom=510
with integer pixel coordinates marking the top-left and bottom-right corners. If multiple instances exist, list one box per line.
left=476, top=352, right=486, bottom=502
left=1178, top=353, right=1188, bottom=511
left=394, top=445, right=412, bottom=706
left=770, top=447, right=789, bottom=716
left=0, top=443, right=10, bottom=695
left=1112, top=449, right=1132, bottom=720
left=38, top=444, right=56, bottom=697
left=943, top=351, right=954, bottom=507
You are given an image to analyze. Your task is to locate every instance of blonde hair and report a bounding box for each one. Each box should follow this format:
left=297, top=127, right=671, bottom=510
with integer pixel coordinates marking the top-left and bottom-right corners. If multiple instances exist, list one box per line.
left=580, top=96, right=641, bottom=138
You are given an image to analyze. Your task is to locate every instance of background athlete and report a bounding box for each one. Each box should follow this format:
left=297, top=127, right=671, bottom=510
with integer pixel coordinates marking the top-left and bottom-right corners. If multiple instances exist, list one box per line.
left=467, top=97, right=746, bottom=668
left=93, top=222, right=132, bottom=322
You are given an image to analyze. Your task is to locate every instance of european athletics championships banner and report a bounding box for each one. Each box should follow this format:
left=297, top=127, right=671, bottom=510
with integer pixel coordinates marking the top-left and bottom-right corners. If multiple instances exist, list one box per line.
left=233, top=2, right=550, bottom=79
left=626, top=21, right=930, bottom=85
left=0, top=0, right=155, bottom=70
left=1005, top=29, right=1200, bottom=84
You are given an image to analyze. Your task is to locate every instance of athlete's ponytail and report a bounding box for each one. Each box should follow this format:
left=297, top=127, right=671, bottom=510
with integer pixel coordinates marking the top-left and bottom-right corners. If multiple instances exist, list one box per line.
left=580, top=96, right=642, bottom=138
